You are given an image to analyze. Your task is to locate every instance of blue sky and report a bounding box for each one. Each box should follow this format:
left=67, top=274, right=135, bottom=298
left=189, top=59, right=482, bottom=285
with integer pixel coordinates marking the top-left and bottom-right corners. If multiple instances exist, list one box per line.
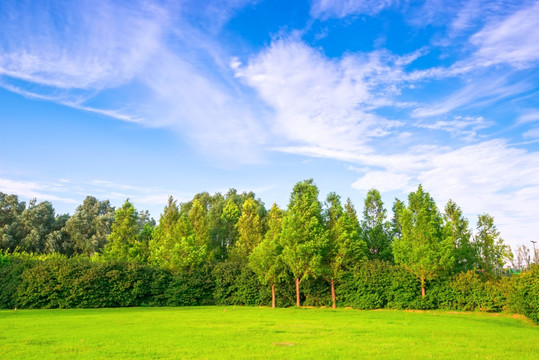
left=1, top=0, right=538, bottom=249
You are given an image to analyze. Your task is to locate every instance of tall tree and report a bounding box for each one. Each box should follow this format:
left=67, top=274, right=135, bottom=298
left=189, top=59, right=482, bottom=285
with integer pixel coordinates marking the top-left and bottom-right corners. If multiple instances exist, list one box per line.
left=322, top=193, right=366, bottom=308
left=473, top=214, right=510, bottom=274
left=443, top=200, right=475, bottom=273
left=189, top=199, right=209, bottom=248
left=233, top=198, right=263, bottom=261
left=392, top=185, right=453, bottom=298
left=103, top=199, right=141, bottom=262
left=0, top=192, right=26, bottom=251
left=391, top=198, right=405, bottom=241
left=150, top=197, right=206, bottom=273
left=362, top=189, right=392, bottom=261
left=281, top=179, right=325, bottom=307
left=19, top=199, right=56, bottom=254
left=249, top=203, right=284, bottom=308
left=221, top=198, right=240, bottom=252
left=65, top=196, right=115, bottom=256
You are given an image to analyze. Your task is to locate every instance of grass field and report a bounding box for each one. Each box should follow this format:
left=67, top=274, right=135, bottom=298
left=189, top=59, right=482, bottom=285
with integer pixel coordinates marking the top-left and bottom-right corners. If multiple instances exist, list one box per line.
left=1, top=307, right=537, bottom=359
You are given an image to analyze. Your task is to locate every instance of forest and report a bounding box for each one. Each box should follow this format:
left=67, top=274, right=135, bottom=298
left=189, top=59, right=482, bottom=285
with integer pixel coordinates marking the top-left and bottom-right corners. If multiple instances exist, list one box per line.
left=0, top=180, right=537, bottom=323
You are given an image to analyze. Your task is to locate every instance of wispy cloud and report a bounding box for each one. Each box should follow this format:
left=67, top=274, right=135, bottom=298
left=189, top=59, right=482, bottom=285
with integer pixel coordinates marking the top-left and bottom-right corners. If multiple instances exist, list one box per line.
left=469, top=1, right=539, bottom=68
left=350, top=140, right=539, bottom=248
left=236, top=38, right=417, bottom=154
left=0, top=0, right=267, bottom=162
left=411, top=75, right=531, bottom=118
left=415, top=116, right=492, bottom=141
left=310, top=0, right=397, bottom=19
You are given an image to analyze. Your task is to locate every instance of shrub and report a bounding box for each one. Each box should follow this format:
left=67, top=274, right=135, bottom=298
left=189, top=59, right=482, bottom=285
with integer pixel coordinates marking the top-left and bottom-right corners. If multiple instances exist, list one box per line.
left=508, top=265, right=539, bottom=324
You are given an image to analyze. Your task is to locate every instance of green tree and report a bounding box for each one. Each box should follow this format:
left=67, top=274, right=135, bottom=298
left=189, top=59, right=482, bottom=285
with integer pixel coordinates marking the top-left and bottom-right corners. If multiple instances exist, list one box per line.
left=65, top=196, right=115, bottom=256
left=249, top=203, right=285, bottom=308
left=391, top=198, right=405, bottom=241
left=189, top=199, right=209, bottom=249
left=0, top=192, right=26, bottom=251
left=362, top=189, right=392, bottom=261
left=392, top=185, right=453, bottom=298
left=443, top=200, right=475, bottom=273
left=150, top=197, right=207, bottom=273
left=233, top=198, right=263, bottom=261
left=17, top=199, right=56, bottom=253
left=322, top=193, right=367, bottom=308
left=281, top=179, right=325, bottom=307
left=103, top=199, right=141, bottom=262
left=221, top=198, right=240, bottom=252
left=474, top=214, right=510, bottom=274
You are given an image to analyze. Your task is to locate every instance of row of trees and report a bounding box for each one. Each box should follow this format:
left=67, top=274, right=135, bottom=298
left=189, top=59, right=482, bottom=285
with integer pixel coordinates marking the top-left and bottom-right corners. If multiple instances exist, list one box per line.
left=0, top=181, right=534, bottom=308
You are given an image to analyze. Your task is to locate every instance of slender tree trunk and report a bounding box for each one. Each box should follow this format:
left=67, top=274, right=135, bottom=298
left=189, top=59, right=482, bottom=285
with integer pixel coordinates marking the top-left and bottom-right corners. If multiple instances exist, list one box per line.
left=331, top=279, right=336, bottom=309
left=295, top=277, right=301, bottom=307
left=421, top=276, right=425, bottom=298
left=271, top=283, right=276, bottom=308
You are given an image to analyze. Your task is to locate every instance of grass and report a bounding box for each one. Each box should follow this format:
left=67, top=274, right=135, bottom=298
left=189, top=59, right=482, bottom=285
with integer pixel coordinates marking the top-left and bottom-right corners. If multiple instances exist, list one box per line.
left=1, top=306, right=537, bottom=359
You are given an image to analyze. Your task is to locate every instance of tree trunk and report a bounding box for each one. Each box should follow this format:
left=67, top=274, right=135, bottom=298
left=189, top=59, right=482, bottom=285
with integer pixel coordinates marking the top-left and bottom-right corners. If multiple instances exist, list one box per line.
left=271, top=283, right=276, bottom=308
left=331, top=279, right=336, bottom=309
left=421, top=276, right=425, bottom=298
left=295, top=278, right=301, bottom=307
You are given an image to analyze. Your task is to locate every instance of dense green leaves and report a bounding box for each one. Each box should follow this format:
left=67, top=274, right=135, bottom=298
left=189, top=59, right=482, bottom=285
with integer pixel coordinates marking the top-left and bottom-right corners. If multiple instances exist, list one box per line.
left=393, top=185, right=454, bottom=297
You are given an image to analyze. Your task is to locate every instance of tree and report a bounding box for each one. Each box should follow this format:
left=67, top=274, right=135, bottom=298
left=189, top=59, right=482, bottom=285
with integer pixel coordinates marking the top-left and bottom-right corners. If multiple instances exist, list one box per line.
left=0, top=192, right=26, bottom=251
left=103, top=199, right=141, bottom=262
left=443, top=200, right=475, bottom=273
left=474, top=214, right=510, bottom=274
left=233, top=198, right=263, bottom=261
left=322, top=193, right=366, bottom=308
left=281, top=179, right=325, bottom=307
left=221, top=198, right=240, bottom=252
left=362, top=189, right=392, bottom=261
left=17, top=199, right=56, bottom=253
left=391, top=198, right=405, bottom=241
left=150, top=197, right=207, bottom=273
left=249, top=203, right=285, bottom=308
left=65, top=196, right=115, bottom=256
left=189, top=199, right=209, bottom=249
left=392, top=185, right=453, bottom=298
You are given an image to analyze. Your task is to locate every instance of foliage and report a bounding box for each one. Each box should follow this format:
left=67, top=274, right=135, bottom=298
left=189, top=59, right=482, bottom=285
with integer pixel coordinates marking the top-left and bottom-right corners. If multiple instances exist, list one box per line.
left=362, top=189, right=393, bottom=261
left=212, top=259, right=264, bottom=306
left=443, top=200, right=476, bottom=273
left=393, top=185, right=453, bottom=297
left=280, top=179, right=326, bottom=306
left=474, top=214, right=511, bottom=274
left=507, top=265, right=539, bottom=324
left=65, top=196, right=115, bottom=256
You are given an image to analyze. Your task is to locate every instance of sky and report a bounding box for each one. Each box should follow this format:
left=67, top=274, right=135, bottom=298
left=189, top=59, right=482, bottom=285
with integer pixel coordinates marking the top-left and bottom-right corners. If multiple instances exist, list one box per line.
left=1, top=0, right=538, bottom=250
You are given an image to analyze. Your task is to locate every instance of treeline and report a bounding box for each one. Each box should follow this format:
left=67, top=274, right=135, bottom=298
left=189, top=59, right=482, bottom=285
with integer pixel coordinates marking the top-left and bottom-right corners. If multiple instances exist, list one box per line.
left=0, top=181, right=537, bottom=323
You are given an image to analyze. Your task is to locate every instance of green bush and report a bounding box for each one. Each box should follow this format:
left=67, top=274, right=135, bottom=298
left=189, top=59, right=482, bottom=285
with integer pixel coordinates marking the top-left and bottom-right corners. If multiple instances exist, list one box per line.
left=212, top=260, right=264, bottom=305
left=166, top=266, right=214, bottom=306
left=508, top=265, right=539, bottom=324
left=337, top=260, right=394, bottom=309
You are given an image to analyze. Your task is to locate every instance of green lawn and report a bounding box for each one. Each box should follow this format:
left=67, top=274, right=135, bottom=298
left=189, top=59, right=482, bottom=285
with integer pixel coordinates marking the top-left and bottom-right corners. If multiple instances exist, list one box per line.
left=1, top=307, right=537, bottom=359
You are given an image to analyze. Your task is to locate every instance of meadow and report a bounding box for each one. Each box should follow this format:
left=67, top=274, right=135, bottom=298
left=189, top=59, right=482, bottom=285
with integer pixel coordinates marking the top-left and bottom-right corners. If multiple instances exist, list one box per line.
left=1, top=306, right=537, bottom=359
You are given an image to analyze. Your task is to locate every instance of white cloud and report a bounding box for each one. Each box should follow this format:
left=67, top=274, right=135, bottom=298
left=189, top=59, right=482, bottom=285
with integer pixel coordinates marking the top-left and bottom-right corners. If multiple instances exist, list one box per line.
left=349, top=140, right=539, bottom=248
left=517, top=111, right=539, bottom=124
left=416, top=116, right=492, bottom=140
left=0, top=0, right=166, bottom=90
left=0, top=0, right=267, bottom=162
left=411, top=75, right=531, bottom=118
left=236, top=39, right=411, bottom=154
left=352, top=171, right=414, bottom=193
left=0, top=177, right=78, bottom=204
left=469, top=1, right=539, bottom=68
left=310, top=0, right=397, bottom=19
left=523, top=127, right=539, bottom=139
